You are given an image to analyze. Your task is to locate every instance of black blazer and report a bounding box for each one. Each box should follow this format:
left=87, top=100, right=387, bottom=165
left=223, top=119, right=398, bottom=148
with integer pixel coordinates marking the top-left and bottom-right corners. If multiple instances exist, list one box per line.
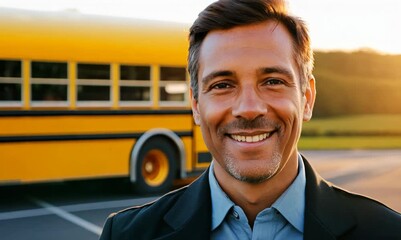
left=99, top=157, right=401, bottom=239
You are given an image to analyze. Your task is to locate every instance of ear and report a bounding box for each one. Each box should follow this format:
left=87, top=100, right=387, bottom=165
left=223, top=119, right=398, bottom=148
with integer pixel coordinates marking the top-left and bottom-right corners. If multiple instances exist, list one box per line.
left=190, top=88, right=201, bottom=125
left=303, top=76, right=316, bottom=121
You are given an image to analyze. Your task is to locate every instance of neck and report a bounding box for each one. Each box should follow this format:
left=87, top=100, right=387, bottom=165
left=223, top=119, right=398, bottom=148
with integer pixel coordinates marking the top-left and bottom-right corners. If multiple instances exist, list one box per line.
left=213, top=153, right=299, bottom=226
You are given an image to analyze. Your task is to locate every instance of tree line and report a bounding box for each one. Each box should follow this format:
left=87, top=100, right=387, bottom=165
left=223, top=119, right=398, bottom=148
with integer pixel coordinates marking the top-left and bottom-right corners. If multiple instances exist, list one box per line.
left=312, top=50, right=401, bottom=117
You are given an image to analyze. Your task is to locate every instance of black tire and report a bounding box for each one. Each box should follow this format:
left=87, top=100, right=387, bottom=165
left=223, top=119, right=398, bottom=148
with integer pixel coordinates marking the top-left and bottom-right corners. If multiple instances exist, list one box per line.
left=132, top=136, right=177, bottom=194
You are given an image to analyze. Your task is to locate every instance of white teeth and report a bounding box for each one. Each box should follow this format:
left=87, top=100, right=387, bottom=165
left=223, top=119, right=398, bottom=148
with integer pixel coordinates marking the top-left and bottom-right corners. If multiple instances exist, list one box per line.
left=230, top=133, right=270, bottom=143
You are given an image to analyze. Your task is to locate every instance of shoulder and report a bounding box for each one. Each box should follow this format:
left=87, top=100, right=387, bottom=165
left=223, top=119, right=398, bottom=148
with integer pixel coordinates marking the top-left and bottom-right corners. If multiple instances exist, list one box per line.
left=99, top=170, right=212, bottom=240
left=333, top=184, right=401, bottom=221
left=99, top=186, right=188, bottom=240
left=332, top=185, right=401, bottom=238
left=302, top=157, right=401, bottom=238
left=120, top=185, right=188, bottom=216
left=303, top=156, right=401, bottom=220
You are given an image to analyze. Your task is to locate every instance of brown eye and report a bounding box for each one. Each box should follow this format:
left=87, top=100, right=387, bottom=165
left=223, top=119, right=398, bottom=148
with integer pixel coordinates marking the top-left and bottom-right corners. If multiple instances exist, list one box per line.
left=264, top=78, right=283, bottom=85
left=212, top=82, right=232, bottom=89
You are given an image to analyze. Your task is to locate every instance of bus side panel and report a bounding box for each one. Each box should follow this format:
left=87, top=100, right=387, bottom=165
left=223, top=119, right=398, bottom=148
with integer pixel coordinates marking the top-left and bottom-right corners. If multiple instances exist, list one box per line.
left=193, top=125, right=212, bottom=169
left=0, top=115, right=193, bottom=136
left=0, top=139, right=134, bottom=183
left=181, top=136, right=193, bottom=173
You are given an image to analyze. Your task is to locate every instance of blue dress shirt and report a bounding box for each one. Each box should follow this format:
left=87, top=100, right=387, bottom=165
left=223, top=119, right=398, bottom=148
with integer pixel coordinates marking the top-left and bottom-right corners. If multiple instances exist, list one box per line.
left=208, top=154, right=306, bottom=240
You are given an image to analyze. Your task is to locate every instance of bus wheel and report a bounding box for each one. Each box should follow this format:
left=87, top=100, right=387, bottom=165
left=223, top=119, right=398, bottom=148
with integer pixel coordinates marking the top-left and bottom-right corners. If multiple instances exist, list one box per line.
left=133, top=136, right=177, bottom=194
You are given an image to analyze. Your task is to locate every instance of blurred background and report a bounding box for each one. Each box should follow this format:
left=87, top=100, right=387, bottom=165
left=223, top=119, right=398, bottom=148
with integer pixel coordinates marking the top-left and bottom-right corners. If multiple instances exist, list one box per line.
left=0, top=0, right=400, bottom=239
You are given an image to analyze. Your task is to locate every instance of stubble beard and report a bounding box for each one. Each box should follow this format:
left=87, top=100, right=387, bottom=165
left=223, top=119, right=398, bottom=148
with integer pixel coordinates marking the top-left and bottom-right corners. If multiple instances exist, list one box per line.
left=223, top=146, right=282, bottom=184
left=216, top=117, right=283, bottom=184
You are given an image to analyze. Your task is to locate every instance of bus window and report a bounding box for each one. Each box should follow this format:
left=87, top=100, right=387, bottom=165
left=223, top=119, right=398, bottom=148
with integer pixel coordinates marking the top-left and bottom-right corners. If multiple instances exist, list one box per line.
left=0, top=60, right=22, bottom=105
left=119, top=65, right=151, bottom=104
left=159, top=66, right=187, bottom=104
left=0, top=10, right=209, bottom=195
left=31, top=61, right=68, bottom=103
left=77, top=63, right=111, bottom=103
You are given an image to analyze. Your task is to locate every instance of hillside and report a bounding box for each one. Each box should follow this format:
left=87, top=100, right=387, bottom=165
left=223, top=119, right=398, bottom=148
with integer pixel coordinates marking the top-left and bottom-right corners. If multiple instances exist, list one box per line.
left=312, top=50, right=401, bottom=117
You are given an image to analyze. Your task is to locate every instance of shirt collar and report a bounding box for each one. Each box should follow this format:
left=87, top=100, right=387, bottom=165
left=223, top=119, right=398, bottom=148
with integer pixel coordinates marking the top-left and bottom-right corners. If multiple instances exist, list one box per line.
left=208, top=154, right=306, bottom=232
left=271, top=154, right=306, bottom=233
left=208, top=161, right=235, bottom=230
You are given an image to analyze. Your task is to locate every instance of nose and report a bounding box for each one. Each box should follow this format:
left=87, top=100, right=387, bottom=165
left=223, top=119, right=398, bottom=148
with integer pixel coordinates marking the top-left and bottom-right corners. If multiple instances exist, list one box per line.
left=232, top=86, right=267, bottom=120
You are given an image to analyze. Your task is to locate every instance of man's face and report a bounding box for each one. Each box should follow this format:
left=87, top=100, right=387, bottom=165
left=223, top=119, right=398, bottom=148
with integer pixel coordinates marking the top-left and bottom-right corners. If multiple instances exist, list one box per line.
left=191, top=21, right=315, bottom=183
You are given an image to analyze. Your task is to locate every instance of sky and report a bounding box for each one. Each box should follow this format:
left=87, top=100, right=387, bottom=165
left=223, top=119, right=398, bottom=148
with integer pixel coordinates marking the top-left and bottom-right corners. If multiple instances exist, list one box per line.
left=1, top=0, right=401, bottom=54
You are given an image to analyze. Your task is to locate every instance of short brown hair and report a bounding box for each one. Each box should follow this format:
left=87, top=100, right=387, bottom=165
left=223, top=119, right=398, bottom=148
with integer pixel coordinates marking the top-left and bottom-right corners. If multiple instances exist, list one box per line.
left=188, top=0, right=314, bottom=100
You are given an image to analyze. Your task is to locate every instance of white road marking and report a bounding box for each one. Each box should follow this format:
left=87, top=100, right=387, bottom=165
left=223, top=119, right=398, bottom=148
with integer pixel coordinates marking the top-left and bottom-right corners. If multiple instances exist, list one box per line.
left=0, top=208, right=49, bottom=220
left=0, top=197, right=157, bottom=221
left=29, top=197, right=103, bottom=236
left=63, top=197, right=157, bottom=212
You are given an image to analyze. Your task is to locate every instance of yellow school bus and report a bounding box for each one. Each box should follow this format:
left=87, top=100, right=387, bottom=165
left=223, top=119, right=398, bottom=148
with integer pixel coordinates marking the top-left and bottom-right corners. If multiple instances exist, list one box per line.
left=0, top=8, right=210, bottom=193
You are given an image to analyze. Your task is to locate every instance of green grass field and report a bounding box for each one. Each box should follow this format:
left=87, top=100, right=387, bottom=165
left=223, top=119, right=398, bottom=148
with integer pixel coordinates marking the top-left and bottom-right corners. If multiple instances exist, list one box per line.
left=299, top=136, right=401, bottom=150
left=299, top=114, right=401, bottom=149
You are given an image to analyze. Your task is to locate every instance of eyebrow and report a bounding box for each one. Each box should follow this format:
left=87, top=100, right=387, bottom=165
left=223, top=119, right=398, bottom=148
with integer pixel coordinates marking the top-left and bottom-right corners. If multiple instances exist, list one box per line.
left=259, top=66, right=295, bottom=81
left=201, top=70, right=235, bottom=87
left=200, top=66, right=295, bottom=87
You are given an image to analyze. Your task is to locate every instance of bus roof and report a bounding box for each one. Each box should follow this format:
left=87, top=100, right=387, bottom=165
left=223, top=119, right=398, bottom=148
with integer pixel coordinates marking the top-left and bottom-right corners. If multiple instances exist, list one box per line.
left=0, top=8, right=189, bottom=65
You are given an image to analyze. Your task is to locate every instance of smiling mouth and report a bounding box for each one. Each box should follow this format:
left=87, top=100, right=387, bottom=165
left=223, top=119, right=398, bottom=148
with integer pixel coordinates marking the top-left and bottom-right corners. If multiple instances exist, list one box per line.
left=230, top=132, right=272, bottom=143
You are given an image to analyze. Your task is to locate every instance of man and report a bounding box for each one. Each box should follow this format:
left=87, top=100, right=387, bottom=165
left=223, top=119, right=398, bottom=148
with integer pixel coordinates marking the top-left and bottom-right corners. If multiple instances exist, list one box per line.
left=100, top=0, right=401, bottom=239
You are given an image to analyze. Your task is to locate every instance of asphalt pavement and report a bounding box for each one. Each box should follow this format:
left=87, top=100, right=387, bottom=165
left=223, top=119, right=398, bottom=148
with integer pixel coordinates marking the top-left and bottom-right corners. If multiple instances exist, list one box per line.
left=1, top=149, right=401, bottom=240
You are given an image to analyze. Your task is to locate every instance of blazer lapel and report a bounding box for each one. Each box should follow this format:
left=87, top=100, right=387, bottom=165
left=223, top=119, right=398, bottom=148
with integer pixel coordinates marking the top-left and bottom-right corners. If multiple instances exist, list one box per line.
left=160, top=169, right=212, bottom=240
left=155, top=157, right=358, bottom=239
left=303, top=157, right=357, bottom=239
